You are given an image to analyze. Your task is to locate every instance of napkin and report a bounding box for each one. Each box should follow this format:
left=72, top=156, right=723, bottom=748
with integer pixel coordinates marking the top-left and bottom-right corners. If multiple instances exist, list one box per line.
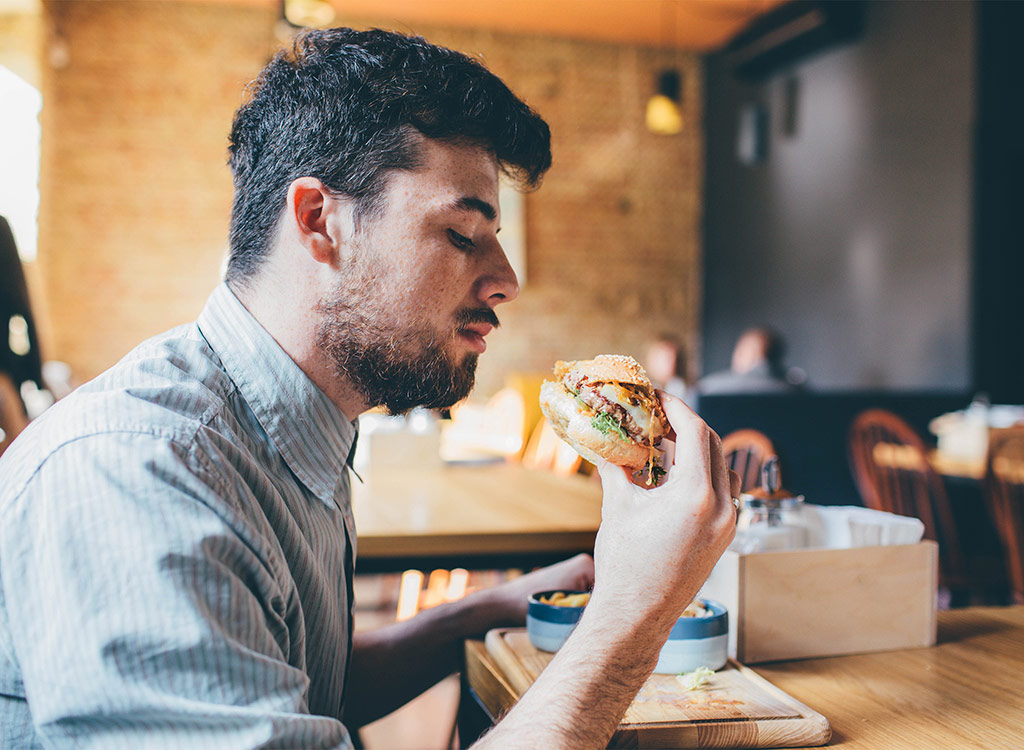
left=798, top=504, right=925, bottom=549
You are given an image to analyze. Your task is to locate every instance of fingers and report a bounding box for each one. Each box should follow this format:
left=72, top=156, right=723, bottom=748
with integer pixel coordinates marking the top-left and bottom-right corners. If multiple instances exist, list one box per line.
left=596, top=458, right=632, bottom=489
left=596, top=458, right=637, bottom=510
left=708, top=429, right=727, bottom=490
left=707, top=428, right=732, bottom=510
left=522, top=554, right=595, bottom=597
left=729, top=469, right=741, bottom=500
left=656, top=389, right=697, bottom=443
left=567, top=553, right=596, bottom=588
left=659, top=396, right=708, bottom=476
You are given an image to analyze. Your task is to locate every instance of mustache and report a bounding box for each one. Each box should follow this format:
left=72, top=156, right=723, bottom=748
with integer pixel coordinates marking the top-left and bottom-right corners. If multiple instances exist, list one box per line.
left=455, top=307, right=500, bottom=330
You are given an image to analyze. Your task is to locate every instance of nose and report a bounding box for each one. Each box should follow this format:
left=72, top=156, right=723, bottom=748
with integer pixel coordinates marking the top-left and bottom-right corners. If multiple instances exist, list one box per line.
left=476, top=243, right=520, bottom=308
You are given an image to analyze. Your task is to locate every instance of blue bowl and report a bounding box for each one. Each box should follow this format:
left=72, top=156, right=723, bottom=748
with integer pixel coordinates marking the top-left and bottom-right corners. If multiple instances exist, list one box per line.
left=526, top=590, right=589, bottom=652
left=653, top=598, right=729, bottom=674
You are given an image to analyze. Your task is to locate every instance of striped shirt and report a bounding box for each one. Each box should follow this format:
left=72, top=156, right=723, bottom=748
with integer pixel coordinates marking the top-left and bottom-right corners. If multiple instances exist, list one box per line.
left=0, top=283, right=358, bottom=749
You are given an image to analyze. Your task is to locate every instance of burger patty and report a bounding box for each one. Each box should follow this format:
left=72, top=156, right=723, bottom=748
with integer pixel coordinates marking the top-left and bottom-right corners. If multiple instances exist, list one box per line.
left=574, top=384, right=651, bottom=446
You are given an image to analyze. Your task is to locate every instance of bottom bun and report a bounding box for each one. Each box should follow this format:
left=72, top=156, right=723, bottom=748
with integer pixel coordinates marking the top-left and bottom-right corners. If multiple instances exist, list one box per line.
left=539, top=381, right=653, bottom=470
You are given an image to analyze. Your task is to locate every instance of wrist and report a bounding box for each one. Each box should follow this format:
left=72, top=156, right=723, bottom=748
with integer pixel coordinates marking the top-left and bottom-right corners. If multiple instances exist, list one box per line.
left=447, top=585, right=516, bottom=637
left=584, top=585, right=683, bottom=645
left=550, top=601, right=667, bottom=700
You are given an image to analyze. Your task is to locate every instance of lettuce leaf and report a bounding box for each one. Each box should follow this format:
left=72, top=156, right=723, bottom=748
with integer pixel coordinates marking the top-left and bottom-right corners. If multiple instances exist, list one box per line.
left=592, top=411, right=629, bottom=441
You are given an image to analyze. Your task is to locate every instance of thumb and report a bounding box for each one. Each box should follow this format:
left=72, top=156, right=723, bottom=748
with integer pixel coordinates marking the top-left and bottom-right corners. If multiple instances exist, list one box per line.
left=597, top=459, right=637, bottom=510
left=597, top=458, right=631, bottom=488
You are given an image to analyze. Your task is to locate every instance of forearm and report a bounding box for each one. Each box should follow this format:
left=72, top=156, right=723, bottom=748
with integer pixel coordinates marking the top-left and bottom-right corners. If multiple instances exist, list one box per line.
left=344, top=586, right=512, bottom=727
left=472, top=401, right=739, bottom=748
left=471, top=600, right=671, bottom=750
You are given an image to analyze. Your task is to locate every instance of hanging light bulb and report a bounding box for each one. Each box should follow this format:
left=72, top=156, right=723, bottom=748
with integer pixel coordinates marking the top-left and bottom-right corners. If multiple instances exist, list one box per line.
left=646, top=69, right=684, bottom=135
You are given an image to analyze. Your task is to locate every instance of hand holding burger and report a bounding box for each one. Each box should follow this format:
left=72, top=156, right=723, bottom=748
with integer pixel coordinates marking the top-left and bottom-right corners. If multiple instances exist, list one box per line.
left=539, top=354, right=669, bottom=475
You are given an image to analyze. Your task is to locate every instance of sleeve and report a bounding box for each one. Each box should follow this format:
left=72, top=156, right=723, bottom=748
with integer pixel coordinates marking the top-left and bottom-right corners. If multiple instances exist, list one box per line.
left=0, top=431, right=353, bottom=750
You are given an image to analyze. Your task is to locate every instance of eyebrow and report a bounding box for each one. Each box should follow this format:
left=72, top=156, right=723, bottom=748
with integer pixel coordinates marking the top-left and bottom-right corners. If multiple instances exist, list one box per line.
left=451, top=195, right=498, bottom=222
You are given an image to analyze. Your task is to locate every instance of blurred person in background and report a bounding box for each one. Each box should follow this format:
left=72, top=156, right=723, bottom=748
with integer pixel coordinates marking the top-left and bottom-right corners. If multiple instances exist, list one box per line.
left=644, top=333, right=695, bottom=406
left=0, top=215, right=43, bottom=452
left=0, top=29, right=736, bottom=749
left=699, top=326, right=806, bottom=395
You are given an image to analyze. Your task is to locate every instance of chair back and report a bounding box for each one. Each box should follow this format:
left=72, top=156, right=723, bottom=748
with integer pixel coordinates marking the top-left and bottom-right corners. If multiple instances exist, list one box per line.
left=848, top=408, right=964, bottom=584
left=722, top=429, right=776, bottom=492
left=985, top=426, right=1024, bottom=603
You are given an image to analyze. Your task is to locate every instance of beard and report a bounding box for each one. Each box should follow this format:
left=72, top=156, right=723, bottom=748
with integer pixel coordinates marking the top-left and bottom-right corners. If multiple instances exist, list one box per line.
left=314, top=255, right=498, bottom=415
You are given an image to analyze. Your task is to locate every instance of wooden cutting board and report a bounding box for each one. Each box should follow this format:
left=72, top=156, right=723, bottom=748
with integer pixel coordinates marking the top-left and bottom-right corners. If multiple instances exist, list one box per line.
left=482, top=628, right=831, bottom=748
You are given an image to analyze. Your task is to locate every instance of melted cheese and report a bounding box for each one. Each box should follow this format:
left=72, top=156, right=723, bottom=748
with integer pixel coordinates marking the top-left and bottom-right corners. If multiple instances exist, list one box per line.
left=597, top=383, right=653, bottom=435
left=646, top=419, right=656, bottom=485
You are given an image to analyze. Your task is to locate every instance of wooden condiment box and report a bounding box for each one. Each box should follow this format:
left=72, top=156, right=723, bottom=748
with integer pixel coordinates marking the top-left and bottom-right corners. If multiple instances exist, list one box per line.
left=698, top=540, right=938, bottom=663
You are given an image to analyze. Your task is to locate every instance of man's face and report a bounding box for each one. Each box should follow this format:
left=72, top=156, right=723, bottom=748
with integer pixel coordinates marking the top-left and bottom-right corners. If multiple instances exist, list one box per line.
left=315, top=137, right=519, bottom=414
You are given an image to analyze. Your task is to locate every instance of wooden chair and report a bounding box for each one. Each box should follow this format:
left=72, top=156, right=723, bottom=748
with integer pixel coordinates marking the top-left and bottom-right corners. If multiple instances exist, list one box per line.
left=847, top=408, right=1001, bottom=603
left=722, top=429, right=776, bottom=492
left=522, top=418, right=583, bottom=478
left=984, top=427, right=1024, bottom=604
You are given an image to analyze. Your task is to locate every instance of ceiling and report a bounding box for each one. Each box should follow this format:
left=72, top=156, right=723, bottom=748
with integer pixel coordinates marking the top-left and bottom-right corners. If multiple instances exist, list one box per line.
left=215, top=0, right=789, bottom=52
left=0, top=0, right=787, bottom=51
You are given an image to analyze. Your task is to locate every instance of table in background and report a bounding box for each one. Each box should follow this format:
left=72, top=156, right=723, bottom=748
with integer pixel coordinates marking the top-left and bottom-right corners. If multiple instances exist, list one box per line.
left=351, top=462, right=602, bottom=572
left=928, top=449, right=984, bottom=481
left=461, top=606, right=1024, bottom=749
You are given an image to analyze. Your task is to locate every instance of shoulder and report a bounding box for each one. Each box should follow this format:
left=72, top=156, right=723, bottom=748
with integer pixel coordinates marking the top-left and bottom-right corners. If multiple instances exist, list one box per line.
left=696, top=369, right=740, bottom=395
left=87, top=321, right=235, bottom=426
left=698, top=369, right=798, bottom=395
left=0, top=322, right=238, bottom=505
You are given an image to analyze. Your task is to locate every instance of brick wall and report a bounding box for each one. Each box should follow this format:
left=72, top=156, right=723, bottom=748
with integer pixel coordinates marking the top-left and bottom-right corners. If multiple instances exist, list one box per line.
left=34, top=1, right=703, bottom=397
left=36, top=0, right=276, bottom=380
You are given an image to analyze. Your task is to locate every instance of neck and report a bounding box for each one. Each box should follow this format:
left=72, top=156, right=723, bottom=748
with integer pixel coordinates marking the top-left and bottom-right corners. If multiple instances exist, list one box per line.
left=227, top=276, right=369, bottom=421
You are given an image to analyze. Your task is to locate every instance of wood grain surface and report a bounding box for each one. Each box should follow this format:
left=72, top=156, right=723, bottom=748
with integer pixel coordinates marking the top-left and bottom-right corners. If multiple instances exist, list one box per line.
left=700, top=542, right=938, bottom=664
left=480, top=628, right=830, bottom=748
left=752, top=606, right=1024, bottom=750
left=352, top=463, right=602, bottom=560
left=465, top=607, right=1024, bottom=749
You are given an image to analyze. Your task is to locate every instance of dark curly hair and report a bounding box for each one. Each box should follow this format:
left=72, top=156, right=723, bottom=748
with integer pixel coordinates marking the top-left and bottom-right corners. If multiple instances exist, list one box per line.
left=225, top=27, right=552, bottom=284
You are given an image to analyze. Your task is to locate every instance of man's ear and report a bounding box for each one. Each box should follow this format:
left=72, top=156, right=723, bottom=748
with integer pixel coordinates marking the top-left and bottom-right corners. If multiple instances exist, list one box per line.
left=286, top=177, right=354, bottom=267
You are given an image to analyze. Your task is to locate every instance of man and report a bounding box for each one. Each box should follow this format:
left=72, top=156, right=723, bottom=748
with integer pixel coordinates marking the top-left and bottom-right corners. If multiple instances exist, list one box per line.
left=699, top=326, right=806, bottom=395
left=0, top=29, right=737, bottom=748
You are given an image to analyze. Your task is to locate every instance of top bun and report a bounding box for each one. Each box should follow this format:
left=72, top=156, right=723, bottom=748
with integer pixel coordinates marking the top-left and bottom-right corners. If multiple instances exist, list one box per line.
left=555, top=354, right=655, bottom=391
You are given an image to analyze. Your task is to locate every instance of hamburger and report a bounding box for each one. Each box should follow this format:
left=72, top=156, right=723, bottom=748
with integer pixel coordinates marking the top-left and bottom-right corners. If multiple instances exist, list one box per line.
left=539, top=355, right=669, bottom=471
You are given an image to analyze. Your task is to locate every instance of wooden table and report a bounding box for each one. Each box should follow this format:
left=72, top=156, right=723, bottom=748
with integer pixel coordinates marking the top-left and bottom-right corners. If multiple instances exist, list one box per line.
left=928, top=449, right=985, bottom=481
left=351, top=462, right=602, bottom=572
left=462, top=606, right=1024, bottom=748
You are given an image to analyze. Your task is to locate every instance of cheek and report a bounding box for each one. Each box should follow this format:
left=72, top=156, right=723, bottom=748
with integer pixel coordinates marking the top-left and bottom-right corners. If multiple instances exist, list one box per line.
left=413, top=259, right=468, bottom=302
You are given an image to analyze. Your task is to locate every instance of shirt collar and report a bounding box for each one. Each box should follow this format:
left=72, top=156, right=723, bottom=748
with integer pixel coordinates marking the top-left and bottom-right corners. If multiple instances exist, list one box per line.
left=197, top=283, right=356, bottom=507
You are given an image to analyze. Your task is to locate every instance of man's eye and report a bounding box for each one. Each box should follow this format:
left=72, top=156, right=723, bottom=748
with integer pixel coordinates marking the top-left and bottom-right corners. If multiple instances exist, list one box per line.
left=447, top=229, right=475, bottom=251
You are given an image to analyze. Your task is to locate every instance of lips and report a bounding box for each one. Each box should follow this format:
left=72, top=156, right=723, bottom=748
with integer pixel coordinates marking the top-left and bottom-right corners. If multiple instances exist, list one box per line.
left=461, top=322, right=494, bottom=338
left=457, top=323, right=491, bottom=353
left=454, top=309, right=499, bottom=355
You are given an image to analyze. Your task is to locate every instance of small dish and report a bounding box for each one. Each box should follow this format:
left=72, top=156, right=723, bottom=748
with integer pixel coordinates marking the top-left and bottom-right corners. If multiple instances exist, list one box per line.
left=653, top=598, right=729, bottom=674
left=526, top=590, right=589, bottom=652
